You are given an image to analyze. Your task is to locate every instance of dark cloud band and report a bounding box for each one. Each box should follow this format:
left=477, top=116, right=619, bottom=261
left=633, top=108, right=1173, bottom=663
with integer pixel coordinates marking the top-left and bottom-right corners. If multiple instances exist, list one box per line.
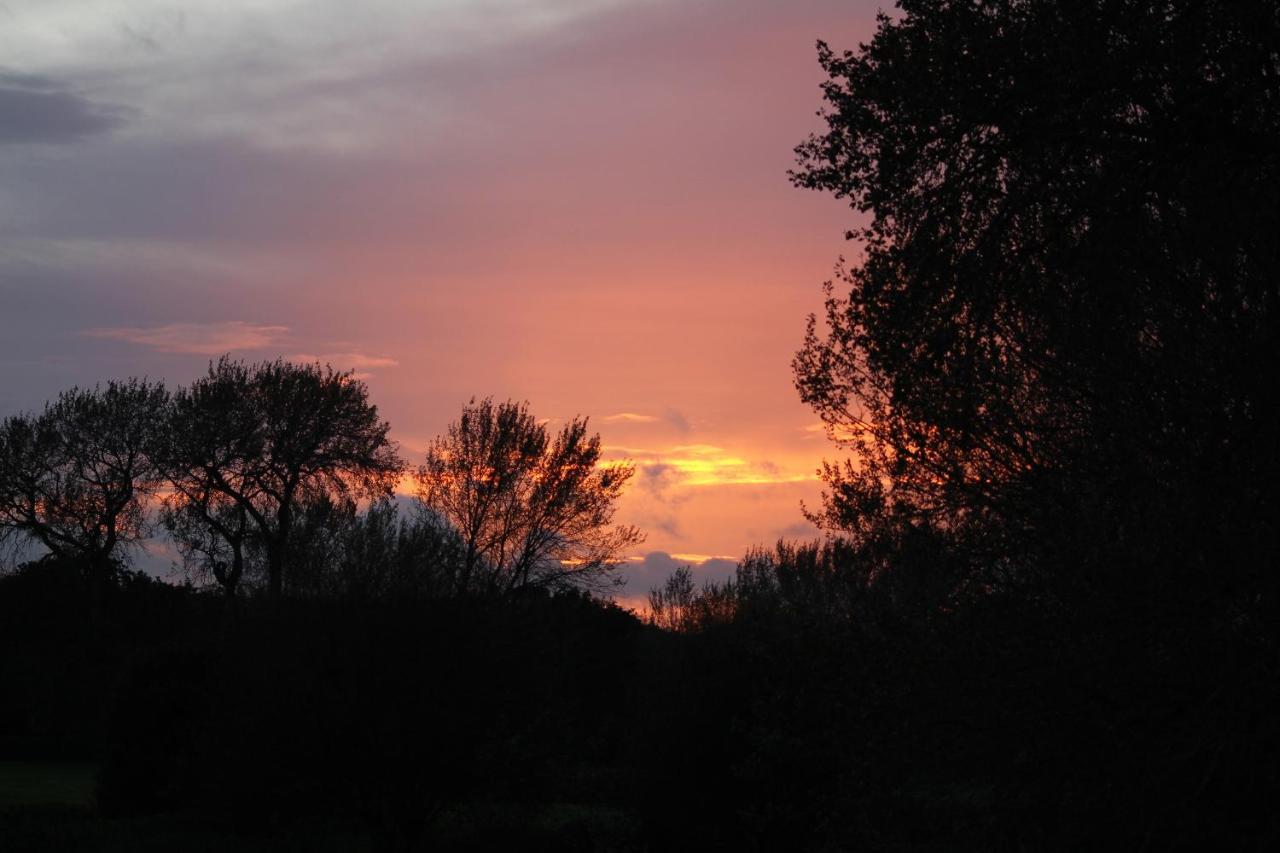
left=0, top=71, right=124, bottom=145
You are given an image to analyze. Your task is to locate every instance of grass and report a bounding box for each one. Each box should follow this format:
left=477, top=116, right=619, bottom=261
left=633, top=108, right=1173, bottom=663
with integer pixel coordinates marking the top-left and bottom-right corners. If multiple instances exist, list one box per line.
left=0, top=763, right=642, bottom=850
left=0, top=761, right=97, bottom=808
left=0, top=806, right=377, bottom=853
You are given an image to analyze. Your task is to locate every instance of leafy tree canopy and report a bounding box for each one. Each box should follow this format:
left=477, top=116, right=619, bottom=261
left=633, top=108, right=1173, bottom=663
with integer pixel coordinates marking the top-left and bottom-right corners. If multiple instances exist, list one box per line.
left=0, top=379, right=169, bottom=581
left=163, top=357, right=403, bottom=599
left=415, top=397, right=643, bottom=595
left=792, top=0, right=1280, bottom=607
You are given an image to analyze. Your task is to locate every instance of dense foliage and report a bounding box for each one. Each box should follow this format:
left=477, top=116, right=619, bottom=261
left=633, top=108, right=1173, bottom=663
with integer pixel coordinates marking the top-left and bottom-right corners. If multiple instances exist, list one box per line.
left=0, top=380, right=169, bottom=590
left=793, top=0, right=1280, bottom=620
left=162, top=358, right=403, bottom=600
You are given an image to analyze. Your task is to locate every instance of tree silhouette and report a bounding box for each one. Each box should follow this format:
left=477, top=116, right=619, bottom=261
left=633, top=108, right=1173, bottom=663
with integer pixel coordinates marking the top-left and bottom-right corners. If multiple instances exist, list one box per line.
left=649, top=564, right=741, bottom=632
left=0, top=379, right=169, bottom=598
left=791, top=0, right=1280, bottom=607
left=164, top=357, right=403, bottom=600
left=647, top=565, right=697, bottom=632
left=161, top=490, right=254, bottom=598
left=284, top=495, right=465, bottom=600
left=414, top=397, right=643, bottom=595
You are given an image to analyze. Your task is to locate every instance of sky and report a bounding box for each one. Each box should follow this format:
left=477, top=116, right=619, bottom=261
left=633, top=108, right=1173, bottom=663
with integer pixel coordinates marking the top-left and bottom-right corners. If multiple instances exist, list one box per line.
left=0, top=0, right=876, bottom=601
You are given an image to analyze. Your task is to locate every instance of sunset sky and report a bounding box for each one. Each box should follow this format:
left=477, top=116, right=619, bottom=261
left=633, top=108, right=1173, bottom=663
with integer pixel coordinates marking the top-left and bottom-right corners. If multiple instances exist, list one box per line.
left=0, top=0, right=875, bottom=599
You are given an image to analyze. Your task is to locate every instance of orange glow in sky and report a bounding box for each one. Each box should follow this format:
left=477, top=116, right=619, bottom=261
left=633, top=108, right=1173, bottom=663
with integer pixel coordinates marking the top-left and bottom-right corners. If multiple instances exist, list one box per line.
left=0, top=0, right=878, bottom=596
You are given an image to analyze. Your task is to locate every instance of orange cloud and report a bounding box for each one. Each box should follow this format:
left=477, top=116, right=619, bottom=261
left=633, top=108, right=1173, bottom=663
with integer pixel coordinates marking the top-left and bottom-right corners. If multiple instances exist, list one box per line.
left=668, top=552, right=736, bottom=564
left=605, top=443, right=815, bottom=488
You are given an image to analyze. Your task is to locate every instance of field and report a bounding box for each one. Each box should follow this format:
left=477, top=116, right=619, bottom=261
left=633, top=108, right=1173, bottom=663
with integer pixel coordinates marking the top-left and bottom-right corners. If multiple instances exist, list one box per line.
left=0, top=763, right=637, bottom=851
left=0, top=761, right=97, bottom=808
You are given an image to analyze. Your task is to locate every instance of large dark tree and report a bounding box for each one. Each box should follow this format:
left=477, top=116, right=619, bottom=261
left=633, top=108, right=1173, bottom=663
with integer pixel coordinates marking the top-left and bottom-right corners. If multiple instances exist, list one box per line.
left=0, top=379, right=169, bottom=595
left=414, top=397, right=643, bottom=595
left=792, top=0, right=1280, bottom=615
left=163, top=358, right=403, bottom=600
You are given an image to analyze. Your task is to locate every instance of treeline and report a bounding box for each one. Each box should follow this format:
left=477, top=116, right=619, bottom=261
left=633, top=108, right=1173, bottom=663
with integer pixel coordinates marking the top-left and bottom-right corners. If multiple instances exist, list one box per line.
left=0, top=366, right=659, bottom=849
left=0, top=361, right=640, bottom=603
left=6, top=528, right=1273, bottom=851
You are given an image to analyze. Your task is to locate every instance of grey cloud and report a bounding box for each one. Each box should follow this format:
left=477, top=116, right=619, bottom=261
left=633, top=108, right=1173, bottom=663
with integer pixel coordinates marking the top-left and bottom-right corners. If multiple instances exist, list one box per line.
left=650, top=515, right=681, bottom=540
left=626, top=507, right=682, bottom=540
left=0, top=71, right=124, bottom=144
left=694, top=558, right=738, bottom=585
left=0, top=133, right=469, bottom=248
left=0, top=0, right=856, bottom=248
left=777, top=520, right=823, bottom=540
left=617, top=551, right=739, bottom=599
left=635, top=462, right=694, bottom=506
left=663, top=407, right=691, bottom=433
left=639, top=462, right=677, bottom=495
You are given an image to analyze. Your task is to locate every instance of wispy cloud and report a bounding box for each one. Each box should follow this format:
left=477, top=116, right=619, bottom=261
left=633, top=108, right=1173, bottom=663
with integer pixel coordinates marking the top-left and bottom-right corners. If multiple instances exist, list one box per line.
left=288, top=352, right=399, bottom=369
left=85, top=320, right=288, bottom=354
left=603, top=412, right=659, bottom=423
left=601, top=409, right=691, bottom=431
left=287, top=351, right=399, bottom=382
left=0, top=238, right=299, bottom=282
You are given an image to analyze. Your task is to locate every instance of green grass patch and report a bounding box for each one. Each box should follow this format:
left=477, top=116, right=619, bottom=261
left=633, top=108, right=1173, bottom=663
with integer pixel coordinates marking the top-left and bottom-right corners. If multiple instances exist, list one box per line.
left=0, top=806, right=376, bottom=853
left=0, top=761, right=98, bottom=807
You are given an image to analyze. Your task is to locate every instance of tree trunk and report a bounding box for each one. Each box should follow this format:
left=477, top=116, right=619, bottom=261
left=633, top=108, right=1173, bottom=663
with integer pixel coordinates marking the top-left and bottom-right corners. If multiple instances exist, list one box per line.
left=268, top=504, right=291, bottom=601
left=267, top=540, right=284, bottom=601
left=460, top=540, right=477, bottom=596
left=86, top=552, right=109, bottom=630
left=226, top=543, right=244, bottom=599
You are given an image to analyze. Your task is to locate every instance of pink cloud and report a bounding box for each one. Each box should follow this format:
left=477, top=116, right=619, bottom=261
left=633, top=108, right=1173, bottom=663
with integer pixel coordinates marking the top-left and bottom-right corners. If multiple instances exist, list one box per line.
left=288, top=352, right=399, bottom=370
